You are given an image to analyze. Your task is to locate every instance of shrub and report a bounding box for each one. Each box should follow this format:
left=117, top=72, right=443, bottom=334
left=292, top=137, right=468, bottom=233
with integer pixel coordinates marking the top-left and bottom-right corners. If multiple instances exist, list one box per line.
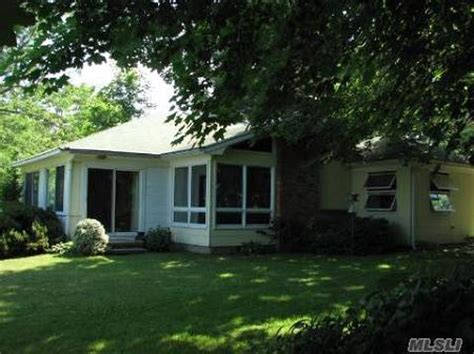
left=273, top=213, right=398, bottom=255
left=0, top=201, right=65, bottom=245
left=144, top=227, right=172, bottom=252
left=0, top=222, right=49, bottom=259
left=268, top=270, right=474, bottom=353
left=49, top=241, right=74, bottom=255
left=73, top=219, right=109, bottom=256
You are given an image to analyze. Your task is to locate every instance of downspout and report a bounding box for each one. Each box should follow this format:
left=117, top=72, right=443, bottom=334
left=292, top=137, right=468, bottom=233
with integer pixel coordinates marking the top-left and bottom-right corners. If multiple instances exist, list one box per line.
left=410, top=166, right=416, bottom=250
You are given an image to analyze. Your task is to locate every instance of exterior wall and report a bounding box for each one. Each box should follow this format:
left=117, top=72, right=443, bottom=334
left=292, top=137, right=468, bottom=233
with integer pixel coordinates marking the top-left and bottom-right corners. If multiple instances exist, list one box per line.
left=209, top=148, right=276, bottom=247
left=144, top=167, right=170, bottom=230
left=414, top=164, right=474, bottom=243
left=350, top=161, right=412, bottom=244
left=319, top=161, right=351, bottom=211
left=167, top=154, right=212, bottom=247
left=276, top=141, right=320, bottom=223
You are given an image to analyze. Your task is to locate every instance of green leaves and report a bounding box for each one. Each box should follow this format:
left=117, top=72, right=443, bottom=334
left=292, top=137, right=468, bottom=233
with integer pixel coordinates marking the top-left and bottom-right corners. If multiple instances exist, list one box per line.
left=1, top=0, right=473, bottom=160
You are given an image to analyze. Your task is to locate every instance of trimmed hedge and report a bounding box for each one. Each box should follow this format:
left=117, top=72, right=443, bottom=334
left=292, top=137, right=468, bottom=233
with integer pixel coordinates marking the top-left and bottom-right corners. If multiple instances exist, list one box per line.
left=73, top=219, right=109, bottom=256
left=144, top=227, right=172, bottom=252
left=274, top=213, right=399, bottom=255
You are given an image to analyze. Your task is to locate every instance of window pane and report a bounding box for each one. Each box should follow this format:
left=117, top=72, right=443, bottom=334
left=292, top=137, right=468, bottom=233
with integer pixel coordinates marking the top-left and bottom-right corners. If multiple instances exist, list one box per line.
left=365, top=173, right=396, bottom=189
left=47, top=168, right=56, bottom=209
left=216, top=212, right=242, bottom=225
left=55, top=166, right=64, bottom=212
left=216, top=164, right=243, bottom=207
left=174, top=167, right=188, bottom=207
left=246, top=212, right=271, bottom=225
left=247, top=167, right=271, bottom=208
left=25, top=172, right=38, bottom=206
left=191, top=165, right=206, bottom=207
left=430, top=193, right=453, bottom=212
left=115, top=171, right=140, bottom=232
left=87, top=169, right=113, bottom=231
left=190, top=212, right=206, bottom=224
left=174, top=211, right=188, bottom=223
left=365, top=194, right=396, bottom=210
left=431, top=174, right=454, bottom=191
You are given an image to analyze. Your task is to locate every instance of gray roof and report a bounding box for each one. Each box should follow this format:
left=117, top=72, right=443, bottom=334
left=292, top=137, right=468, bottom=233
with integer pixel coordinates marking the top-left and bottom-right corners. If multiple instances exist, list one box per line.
left=14, top=117, right=250, bottom=166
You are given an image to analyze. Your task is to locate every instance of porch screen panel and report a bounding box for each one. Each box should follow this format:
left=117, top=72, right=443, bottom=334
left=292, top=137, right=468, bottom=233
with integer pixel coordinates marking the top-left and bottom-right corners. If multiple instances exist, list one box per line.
left=115, top=171, right=140, bottom=232
left=55, top=166, right=65, bottom=212
left=25, top=172, right=39, bottom=206
left=216, top=164, right=243, bottom=207
left=87, top=169, right=113, bottom=231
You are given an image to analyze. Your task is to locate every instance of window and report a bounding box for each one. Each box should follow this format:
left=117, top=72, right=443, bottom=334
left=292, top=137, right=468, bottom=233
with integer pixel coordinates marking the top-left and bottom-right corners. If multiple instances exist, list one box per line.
left=216, top=164, right=273, bottom=226
left=364, top=172, right=397, bottom=211
left=24, top=172, right=39, bottom=206
left=87, top=169, right=140, bottom=233
left=47, top=166, right=65, bottom=212
left=173, top=164, right=207, bottom=225
left=430, top=173, right=455, bottom=212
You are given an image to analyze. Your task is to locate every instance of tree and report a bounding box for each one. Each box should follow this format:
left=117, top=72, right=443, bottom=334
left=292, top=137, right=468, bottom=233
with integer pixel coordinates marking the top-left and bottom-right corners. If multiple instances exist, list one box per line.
left=0, top=69, right=150, bottom=201
left=1, top=1, right=472, bottom=160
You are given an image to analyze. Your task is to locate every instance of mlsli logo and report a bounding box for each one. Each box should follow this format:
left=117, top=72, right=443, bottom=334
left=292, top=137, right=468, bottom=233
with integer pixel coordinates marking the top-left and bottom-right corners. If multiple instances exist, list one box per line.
left=408, top=338, right=463, bottom=353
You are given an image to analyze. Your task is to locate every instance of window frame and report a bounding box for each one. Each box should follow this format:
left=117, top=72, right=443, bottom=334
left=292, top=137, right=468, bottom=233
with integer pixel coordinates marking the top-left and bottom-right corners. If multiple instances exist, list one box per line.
left=47, top=165, right=65, bottom=213
left=172, top=163, right=208, bottom=228
left=215, top=163, right=274, bottom=229
left=24, top=171, right=40, bottom=207
left=429, top=173, right=455, bottom=213
left=364, top=171, right=397, bottom=212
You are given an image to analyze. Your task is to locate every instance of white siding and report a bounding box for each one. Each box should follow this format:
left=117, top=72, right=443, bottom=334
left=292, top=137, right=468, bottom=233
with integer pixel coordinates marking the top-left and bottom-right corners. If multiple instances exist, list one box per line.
left=144, top=167, right=171, bottom=230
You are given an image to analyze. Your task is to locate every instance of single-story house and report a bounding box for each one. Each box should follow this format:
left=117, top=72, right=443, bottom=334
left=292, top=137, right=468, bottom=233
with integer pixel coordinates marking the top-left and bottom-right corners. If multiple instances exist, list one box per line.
left=13, top=118, right=474, bottom=252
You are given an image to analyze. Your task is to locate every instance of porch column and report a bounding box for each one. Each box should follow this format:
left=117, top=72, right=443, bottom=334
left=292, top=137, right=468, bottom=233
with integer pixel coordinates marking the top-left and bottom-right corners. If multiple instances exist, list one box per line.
left=63, top=160, right=73, bottom=236
left=38, top=169, right=48, bottom=208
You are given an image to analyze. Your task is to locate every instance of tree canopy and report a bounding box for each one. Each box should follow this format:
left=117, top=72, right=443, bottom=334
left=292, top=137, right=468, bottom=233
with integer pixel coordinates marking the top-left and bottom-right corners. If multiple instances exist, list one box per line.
left=0, top=69, right=150, bottom=200
left=1, top=1, right=473, bottom=161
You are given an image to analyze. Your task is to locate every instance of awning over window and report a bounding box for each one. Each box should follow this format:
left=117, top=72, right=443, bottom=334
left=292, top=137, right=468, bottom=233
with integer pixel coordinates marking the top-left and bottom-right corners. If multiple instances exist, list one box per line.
left=431, top=173, right=457, bottom=191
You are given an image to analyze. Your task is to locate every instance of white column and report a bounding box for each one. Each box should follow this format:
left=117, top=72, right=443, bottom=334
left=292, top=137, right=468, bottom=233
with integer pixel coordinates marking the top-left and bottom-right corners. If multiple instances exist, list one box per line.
left=38, top=169, right=48, bottom=208
left=63, top=160, right=73, bottom=236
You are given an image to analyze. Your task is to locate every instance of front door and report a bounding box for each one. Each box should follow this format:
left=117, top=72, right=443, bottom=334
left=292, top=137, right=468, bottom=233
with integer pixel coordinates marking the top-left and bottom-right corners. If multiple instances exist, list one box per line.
left=87, top=168, right=140, bottom=234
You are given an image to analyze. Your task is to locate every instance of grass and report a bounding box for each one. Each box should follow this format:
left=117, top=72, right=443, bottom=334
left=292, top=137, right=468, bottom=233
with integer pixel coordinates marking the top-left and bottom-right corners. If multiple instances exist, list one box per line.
left=0, top=250, right=470, bottom=353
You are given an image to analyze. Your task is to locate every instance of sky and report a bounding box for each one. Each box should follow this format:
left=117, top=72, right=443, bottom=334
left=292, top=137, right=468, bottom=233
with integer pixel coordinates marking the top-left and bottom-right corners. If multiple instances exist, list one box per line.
left=67, top=60, right=174, bottom=119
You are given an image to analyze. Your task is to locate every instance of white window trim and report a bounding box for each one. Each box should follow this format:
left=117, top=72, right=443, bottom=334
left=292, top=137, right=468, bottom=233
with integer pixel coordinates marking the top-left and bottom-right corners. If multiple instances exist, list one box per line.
left=214, top=163, right=274, bottom=229
left=172, top=164, right=208, bottom=228
left=83, top=167, right=143, bottom=235
left=364, top=172, right=397, bottom=212
left=46, top=165, right=65, bottom=213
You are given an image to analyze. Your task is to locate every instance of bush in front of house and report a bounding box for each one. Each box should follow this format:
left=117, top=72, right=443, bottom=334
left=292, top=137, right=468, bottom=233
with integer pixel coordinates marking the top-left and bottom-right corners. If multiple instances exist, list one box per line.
left=144, top=227, right=172, bottom=252
left=274, top=213, right=398, bottom=255
left=72, top=219, right=109, bottom=256
left=0, top=201, right=65, bottom=245
left=267, top=270, right=474, bottom=354
left=0, top=202, right=63, bottom=258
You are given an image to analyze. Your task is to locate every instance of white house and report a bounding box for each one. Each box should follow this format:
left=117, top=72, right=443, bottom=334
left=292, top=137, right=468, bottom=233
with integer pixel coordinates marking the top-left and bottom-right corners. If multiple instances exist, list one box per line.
left=13, top=117, right=474, bottom=252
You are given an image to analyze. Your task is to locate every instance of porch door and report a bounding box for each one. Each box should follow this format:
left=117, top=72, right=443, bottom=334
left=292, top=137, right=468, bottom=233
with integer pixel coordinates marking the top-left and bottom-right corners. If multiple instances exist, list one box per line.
left=87, top=169, right=113, bottom=231
left=87, top=168, right=140, bottom=233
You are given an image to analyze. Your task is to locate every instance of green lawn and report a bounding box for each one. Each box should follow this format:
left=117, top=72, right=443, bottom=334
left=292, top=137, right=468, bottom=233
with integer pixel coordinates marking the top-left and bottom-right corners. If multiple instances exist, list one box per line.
left=0, top=251, right=468, bottom=353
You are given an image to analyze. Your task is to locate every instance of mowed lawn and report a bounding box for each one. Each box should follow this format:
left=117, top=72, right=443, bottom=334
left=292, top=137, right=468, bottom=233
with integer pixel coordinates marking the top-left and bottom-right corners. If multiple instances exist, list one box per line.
left=0, top=251, right=468, bottom=353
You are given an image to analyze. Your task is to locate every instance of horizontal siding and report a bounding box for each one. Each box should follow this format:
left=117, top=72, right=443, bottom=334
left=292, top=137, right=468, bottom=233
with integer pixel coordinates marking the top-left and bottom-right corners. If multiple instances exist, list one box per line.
left=145, top=167, right=170, bottom=230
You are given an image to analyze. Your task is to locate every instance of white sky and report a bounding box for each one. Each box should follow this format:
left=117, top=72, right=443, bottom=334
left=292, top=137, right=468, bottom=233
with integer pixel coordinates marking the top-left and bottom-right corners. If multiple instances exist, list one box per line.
left=67, top=60, right=174, bottom=119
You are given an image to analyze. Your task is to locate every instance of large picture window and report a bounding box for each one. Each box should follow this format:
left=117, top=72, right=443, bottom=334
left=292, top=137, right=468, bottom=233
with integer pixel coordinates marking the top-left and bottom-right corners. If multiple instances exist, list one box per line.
left=173, top=164, right=207, bottom=225
left=216, top=164, right=273, bottom=227
left=47, top=166, right=65, bottom=212
left=24, top=172, right=39, bottom=206
left=430, top=173, right=455, bottom=212
left=364, top=172, right=397, bottom=211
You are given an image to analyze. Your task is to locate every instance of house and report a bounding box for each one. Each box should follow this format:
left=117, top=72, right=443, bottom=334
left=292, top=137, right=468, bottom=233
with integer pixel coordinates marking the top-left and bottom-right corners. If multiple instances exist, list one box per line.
left=13, top=118, right=474, bottom=252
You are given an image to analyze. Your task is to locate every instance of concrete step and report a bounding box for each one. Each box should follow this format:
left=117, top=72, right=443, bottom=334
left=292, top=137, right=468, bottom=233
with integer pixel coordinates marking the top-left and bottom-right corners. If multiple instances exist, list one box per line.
left=107, top=247, right=147, bottom=255
left=109, top=240, right=145, bottom=249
